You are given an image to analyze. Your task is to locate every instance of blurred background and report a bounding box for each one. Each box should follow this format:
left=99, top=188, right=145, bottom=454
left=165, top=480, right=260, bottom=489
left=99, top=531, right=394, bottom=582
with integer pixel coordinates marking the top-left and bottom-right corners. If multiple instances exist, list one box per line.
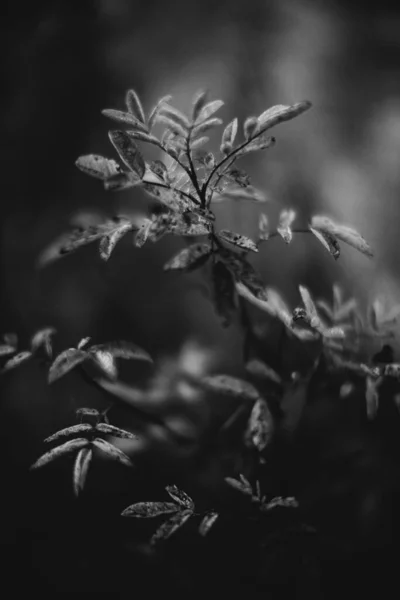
left=2, top=0, right=400, bottom=597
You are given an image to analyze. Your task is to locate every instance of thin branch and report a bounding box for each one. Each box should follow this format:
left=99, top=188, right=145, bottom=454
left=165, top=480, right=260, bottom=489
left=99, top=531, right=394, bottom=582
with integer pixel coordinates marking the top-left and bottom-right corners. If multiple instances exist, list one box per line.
left=141, top=179, right=200, bottom=206
left=185, top=127, right=203, bottom=204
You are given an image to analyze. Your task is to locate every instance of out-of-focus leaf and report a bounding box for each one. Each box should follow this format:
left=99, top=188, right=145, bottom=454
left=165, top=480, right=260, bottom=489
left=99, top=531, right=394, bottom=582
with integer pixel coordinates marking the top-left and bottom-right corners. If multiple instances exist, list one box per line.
left=44, top=424, right=93, bottom=443
left=365, top=376, right=381, bottom=420
left=202, top=374, right=260, bottom=402
left=225, top=474, right=252, bottom=496
left=165, top=485, right=195, bottom=510
left=75, top=155, right=122, bottom=180
left=73, top=446, right=93, bottom=497
left=77, top=337, right=91, bottom=350
left=261, top=496, right=299, bottom=511
left=217, top=230, right=258, bottom=253
left=125, top=89, right=145, bottom=123
left=103, top=171, right=141, bottom=192
left=95, top=423, right=137, bottom=439
left=299, top=285, right=321, bottom=330
left=134, top=218, right=152, bottom=248
left=102, top=109, right=148, bottom=131
left=258, top=213, right=269, bottom=241
left=148, top=95, right=173, bottom=130
left=164, top=243, right=212, bottom=271
left=199, top=511, right=219, bottom=536
left=309, top=226, right=340, bottom=260
left=48, top=348, right=88, bottom=384
left=256, top=101, right=312, bottom=134
left=310, top=215, right=373, bottom=258
left=383, top=363, right=400, bottom=380
left=212, top=186, right=266, bottom=203
left=150, top=509, right=193, bottom=545
left=245, top=398, right=274, bottom=451
left=89, top=341, right=152, bottom=363
left=92, top=438, right=133, bottom=467
left=245, top=359, right=282, bottom=384
left=30, top=327, right=56, bottom=358
left=211, top=260, right=236, bottom=327
left=109, top=131, right=146, bottom=178
left=195, top=100, right=224, bottom=124
left=30, top=438, right=89, bottom=470
left=158, top=104, right=191, bottom=129
left=1, top=351, right=33, bottom=373
left=89, top=378, right=147, bottom=409
left=219, top=249, right=267, bottom=300
left=0, top=344, right=16, bottom=357
left=2, top=333, right=17, bottom=348
left=277, top=209, right=296, bottom=244
left=99, top=221, right=133, bottom=261
left=122, top=502, right=179, bottom=518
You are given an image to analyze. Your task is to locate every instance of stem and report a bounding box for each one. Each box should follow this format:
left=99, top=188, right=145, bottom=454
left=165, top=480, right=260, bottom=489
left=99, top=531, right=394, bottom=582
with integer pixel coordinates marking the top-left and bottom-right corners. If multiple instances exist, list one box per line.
left=142, top=179, right=200, bottom=206
left=185, top=127, right=203, bottom=205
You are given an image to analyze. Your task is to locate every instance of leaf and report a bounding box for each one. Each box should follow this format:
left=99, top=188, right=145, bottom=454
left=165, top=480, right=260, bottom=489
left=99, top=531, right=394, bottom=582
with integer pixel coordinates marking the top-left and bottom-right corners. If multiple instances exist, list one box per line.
left=221, top=118, right=238, bottom=154
left=108, top=131, right=146, bottom=178
left=150, top=509, right=193, bottom=545
left=102, top=109, right=148, bottom=131
left=236, top=135, right=276, bottom=156
left=75, top=155, right=122, bottom=180
left=195, top=100, right=224, bottom=124
left=191, top=136, right=210, bottom=150
left=134, top=219, right=152, bottom=248
left=199, top=511, right=219, bottom=536
left=225, top=475, right=253, bottom=496
left=125, top=89, right=145, bottom=123
left=299, top=285, right=321, bottom=330
left=246, top=398, right=274, bottom=451
left=217, top=230, right=258, bottom=253
left=202, top=374, right=260, bottom=402
left=192, top=118, right=223, bottom=136
left=191, top=89, right=209, bottom=122
left=211, top=260, right=236, bottom=327
left=44, top=423, right=93, bottom=443
left=2, top=332, right=18, bottom=348
left=48, top=348, right=88, bottom=383
left=99, top=221, right=133, bottom=261
left=335, top=298, right=358, bottom=322
left=164, top=243, right=212, bottom=271
left=30, top=327, right=56, bottom=358
left=310, top=215, right=373, bottom=258
left=245, top=359, right=282, bottom=384
left=365, top=376, right=381, bottom=420
left=95, top=423, right=137, bottom=439
left=89, top=350, right=118, bottom=380
left=126, top=130, right=162, bottom=148
left=309, top=226, right=340, bottom=260
left=30, top=438, right=89, bottom=470
left=73, top=446, right=93, bottom=497
left=256, top=101, right=312, bottom=134
left=158, top=104, right=191, bottom=129
left=262, top=496, right=299, bottom=511
left=258, top=213, right=269, bottom=241
left=277, top=209, right=296, bottom=244
left=148, top=94, right=173, bottom=130
left=89, top=341, right=152, bottom=363
left=220, top=249, right=267, bottom=300
left=1, top=351, right=33, bottom=373
left=165, top=485, right=195, bottom=509
left=121, top=502, right=179, bottom=518
left=92, top=438, right=133, bottom=467
left=95, top=378, right=147, bottom=410
left=77, top=337, right=91, bottom=350
left=212, top=186, right=266, bottom=203
left=0, top=344, right=16, bottom=357
left=103, top=171, right=141, bottom=192
left=156, top=115, right=187, bottom=138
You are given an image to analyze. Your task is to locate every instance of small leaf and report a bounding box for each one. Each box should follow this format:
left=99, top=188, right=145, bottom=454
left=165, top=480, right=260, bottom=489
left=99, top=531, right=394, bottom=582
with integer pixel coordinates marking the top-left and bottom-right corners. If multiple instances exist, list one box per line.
left=150, top=510, right=193, bottom=545
left=237, top=135, right=276, bottom=156
left=1, top=351, right=33, bottom=373
left=30, top=327, right=56, bottom=358
left=73, top=446, right=93, bottom=497
left=202, top=374, right=260, bottom=402
left=0, top=344, right=16, bottom=358
left=199, top=511, right=219, bottom=536
left=122, top=502, right=179, bottom=518
left=102, top=109, right=148, bottom=131
left=245, top=359, right=282, bottom=384
left=310, top=215, right=373, bottom=258
left=103, top=171, right=141, bottom=192
left=309, top=226, right=340, bottom=260
left=164, top=243, right=212, bottom=271
left=99, top=222, right=133, bottom=261
left=212, top=186, right=266, bottom=203
left=134, top=219, right=152, bottom=248
left=299, top=285, right=321, bottom=330
left=256, top=101, right=312, bottom=134
left=148, top=94, right=173, bottom=130
left=225, top=475, right=252, bottom=496
left=243, top=117, right=259, bottom=140
left=195, top=100, right=224, bottom=124
left=48, top=348, right=88, bottom=384
left=217, top=230, right=258, bottom=253
left=44, top=423, right=93, bottom=443
left=149, top=159, right=168, bottom=180
left=191, top=90, right=209, bottom=122
left=89, top=341, right=152, bottom=363
left=277, top=209, right=296, bottom=244
left=221, top=118, right=238, bottom=153
left=109, top=131, right=146, bottom=178
left=125, top=89, right=145, bottom=123
left=220, top=249, right=267, bottom=301
left=92, top=438, right=133, bottom=467
left=262, top=496, right=299, bottom=511
left=30, top=438, right=89, bottom=470
left=75, top=155, right=122, bottom=180
left=246, top=398, right=274, bottom=451
left=77, top=337, right=91, bottom=350
left=165, top=485, right=195, bottom=509
left=159, top=104, right=191, bottom=129
left=192, top=118, right=223, bottom=137
left=95, top=423, right=137, bottom=439
left=126, top=130, right=162, bottom=147
left=156, top=115, right=187, bottom=138
left=258, top=213, right=269, bottom=241
left=90, top=350, right=118, bottom=380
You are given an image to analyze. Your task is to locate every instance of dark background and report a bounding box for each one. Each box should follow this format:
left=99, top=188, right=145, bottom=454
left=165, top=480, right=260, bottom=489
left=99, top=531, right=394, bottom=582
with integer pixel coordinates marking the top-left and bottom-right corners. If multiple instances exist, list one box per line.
left=2, top=0, right=400, bottom=597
